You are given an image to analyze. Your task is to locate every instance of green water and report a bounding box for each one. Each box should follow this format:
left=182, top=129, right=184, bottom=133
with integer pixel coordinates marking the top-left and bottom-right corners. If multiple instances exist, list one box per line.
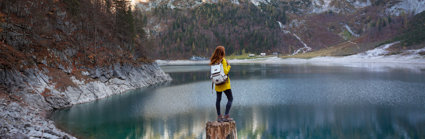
left=51, top=64, right=425, bottom=138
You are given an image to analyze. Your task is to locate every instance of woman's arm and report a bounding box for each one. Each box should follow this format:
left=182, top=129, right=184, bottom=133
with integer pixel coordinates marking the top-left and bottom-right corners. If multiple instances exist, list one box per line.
left=223, top=58, right=231, bottom=75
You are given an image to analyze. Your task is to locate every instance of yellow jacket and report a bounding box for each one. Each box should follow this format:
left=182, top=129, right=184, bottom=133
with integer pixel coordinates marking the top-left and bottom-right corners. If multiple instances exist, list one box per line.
left=215, top=58, right=231, bottom=92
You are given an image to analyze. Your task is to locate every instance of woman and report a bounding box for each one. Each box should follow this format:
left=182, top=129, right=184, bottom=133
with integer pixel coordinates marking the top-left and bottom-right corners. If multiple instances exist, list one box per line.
left=210, top=46, right=233, bottom=122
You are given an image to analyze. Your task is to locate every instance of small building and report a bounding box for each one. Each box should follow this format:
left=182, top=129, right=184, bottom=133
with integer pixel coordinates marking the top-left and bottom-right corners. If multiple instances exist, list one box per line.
left=272, top=52, right=279, bottom=56
left=248, top=54, right=255, bottom=57
left=260, top=53, right=266, bottom=56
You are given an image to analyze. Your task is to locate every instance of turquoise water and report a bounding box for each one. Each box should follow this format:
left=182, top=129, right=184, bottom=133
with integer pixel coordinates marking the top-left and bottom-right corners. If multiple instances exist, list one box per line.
left=51, top=64, right=425, bottom=138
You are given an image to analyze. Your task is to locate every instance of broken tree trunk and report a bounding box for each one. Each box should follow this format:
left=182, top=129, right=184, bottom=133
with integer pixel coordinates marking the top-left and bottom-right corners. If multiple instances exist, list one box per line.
left=205, top=121, right=237, bottom=139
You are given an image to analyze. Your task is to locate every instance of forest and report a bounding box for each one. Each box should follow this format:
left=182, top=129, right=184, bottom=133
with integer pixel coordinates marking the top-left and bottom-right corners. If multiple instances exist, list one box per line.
left=0, top=0, right=150, bottom=70
left=147, top=1, right=291, bottom=58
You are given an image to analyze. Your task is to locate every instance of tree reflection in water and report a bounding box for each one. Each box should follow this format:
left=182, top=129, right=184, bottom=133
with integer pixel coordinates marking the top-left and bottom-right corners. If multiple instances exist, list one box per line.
left=52, top=64, right=425, bottom=138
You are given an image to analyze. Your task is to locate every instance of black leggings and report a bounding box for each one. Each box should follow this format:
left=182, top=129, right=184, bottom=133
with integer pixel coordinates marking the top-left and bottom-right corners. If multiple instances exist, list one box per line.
left=216, top=89, right=233, bottom=115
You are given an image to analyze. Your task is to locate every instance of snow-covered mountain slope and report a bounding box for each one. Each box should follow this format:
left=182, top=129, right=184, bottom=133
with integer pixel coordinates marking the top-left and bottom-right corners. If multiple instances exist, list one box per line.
left=250, top=0, right=270, bottom=6
left=136, top=0, right=425, bottom=58
left=310, top=0, right=371, bottom=13
left=136, top=0, right=203, bottom=11
left=310, top=0, right=425, bottom=15
left=137, top=0, right=425, bottom=16
left=386, top=0, right=425, bottom=15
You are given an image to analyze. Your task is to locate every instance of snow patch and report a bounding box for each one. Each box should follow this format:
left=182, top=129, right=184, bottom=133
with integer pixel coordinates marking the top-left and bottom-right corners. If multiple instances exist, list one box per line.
left=137, top=0, right=203, bottom=11
left=352, top=0, right=371, bottom=8
left=231, top=0, right=240, bottom=5
left=344, top=24, right=360, bottom=37
left=311, top=0, right=340, bottom=13
left=167, top=0, right=176, bottom=9
left=277, top=21, right=312, bottom=55
left=406, top=47, right=425, bottom=54
left=291, top=34, right=312, bottom=55
left=250, top=0, right=269, bottom=6
left=158, top=43, right=425, bottom=72
left=288, top=19, right=305, bottom=28
left=353, top=41, right=399, bottom=57
left=310, top=0, right=372, bottom=14
left=387, top=0, right=425, bottom=16
left=277, top=21, right=291, bottom=34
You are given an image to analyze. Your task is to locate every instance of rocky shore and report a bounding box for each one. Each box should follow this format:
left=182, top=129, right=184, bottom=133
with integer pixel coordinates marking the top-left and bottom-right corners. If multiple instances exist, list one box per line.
left=0, top=63, right=171, bottom=138
left=0, top=0, right=173, bottom=138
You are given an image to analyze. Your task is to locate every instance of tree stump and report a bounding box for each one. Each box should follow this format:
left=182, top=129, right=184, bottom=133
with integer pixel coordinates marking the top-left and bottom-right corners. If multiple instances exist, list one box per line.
left=205, top=121, right=237, bottom=139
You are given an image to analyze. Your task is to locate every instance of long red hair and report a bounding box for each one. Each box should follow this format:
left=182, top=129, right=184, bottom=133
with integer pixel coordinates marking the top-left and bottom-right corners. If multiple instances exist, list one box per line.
left=210, top=46, right=225, bottom=65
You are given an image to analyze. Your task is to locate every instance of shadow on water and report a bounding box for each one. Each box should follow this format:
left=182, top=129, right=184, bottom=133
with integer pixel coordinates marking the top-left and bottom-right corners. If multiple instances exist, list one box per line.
left=51, top=64, right=425, bottom=138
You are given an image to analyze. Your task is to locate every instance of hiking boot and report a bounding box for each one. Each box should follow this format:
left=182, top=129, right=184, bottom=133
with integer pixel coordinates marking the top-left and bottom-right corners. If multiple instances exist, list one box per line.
left=223, top=114, right=233, bottom=122
left=217, top=115, right=224, bottom=122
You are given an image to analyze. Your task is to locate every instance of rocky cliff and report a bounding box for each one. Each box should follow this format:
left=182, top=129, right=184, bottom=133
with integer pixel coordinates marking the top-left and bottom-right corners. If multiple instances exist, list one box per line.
left=0, top=0, right=171, bottom=138
left=1, top=63, right=171, bottom=109
left=0, top=63, right=171, bottom=138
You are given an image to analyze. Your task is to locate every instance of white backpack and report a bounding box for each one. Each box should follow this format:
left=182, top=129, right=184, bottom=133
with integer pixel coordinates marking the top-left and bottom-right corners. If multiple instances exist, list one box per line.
left=210, top=62, right=228, bottom=85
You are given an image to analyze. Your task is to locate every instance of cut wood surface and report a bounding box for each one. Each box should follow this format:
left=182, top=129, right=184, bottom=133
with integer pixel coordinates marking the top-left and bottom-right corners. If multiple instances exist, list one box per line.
left=206, top=121, right=237, bottom=139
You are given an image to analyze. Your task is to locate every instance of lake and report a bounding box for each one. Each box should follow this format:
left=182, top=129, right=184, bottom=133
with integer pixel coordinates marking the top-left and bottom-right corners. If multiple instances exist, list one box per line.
left=51, top=63, right=425, bottom=138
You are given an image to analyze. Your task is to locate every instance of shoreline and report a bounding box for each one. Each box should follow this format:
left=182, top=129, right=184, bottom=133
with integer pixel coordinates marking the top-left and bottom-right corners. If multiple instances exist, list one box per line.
left=0, top=63, right=172, bottom=138
left=157, top=45, right=425, bottom=66
left=156, top=56, right=425, bottom=72
left=157, top=56, right=425, bottom=65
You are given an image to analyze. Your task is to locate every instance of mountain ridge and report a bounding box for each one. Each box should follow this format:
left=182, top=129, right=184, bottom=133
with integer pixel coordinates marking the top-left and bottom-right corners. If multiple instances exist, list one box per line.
left=136, top=0, right=425, bottom=59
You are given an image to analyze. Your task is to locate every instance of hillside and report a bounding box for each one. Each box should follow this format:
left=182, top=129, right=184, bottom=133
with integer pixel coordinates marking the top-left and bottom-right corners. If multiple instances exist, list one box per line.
left=136, top=0, right=425, bottom=59
left=0, top=0, right=171, bottom=138
left=1, top=0, right=150, bottom=69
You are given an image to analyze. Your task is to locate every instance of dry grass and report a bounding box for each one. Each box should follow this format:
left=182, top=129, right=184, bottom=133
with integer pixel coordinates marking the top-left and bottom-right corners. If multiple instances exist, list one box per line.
left=40, top=88, right=52, bottom=97
left=226, top=54, right=265, bottom=60
left=46, top=67, right=77, bottom=92
left=282, top=40, right=379, bottom=59
left=0, top=42, right=27, bottom=69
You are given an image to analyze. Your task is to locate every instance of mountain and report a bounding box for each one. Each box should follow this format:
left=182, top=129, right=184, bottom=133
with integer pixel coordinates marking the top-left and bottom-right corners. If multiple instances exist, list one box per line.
left=135, top=0, right=425, bottom=59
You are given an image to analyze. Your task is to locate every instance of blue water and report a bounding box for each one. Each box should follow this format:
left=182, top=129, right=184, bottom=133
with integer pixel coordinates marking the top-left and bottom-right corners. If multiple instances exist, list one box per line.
left=51, top=64, right=425, bottom=138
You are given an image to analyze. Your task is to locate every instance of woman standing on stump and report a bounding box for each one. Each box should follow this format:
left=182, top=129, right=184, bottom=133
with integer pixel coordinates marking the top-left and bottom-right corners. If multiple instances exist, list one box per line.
left=210, top=46, right=233, bottom=122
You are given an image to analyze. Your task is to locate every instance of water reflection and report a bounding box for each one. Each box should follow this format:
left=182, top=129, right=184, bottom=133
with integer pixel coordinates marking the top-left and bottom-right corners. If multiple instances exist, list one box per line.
left=234, top=105, right=425, bottom=138
left=51, top=64, right=425, bottom=138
